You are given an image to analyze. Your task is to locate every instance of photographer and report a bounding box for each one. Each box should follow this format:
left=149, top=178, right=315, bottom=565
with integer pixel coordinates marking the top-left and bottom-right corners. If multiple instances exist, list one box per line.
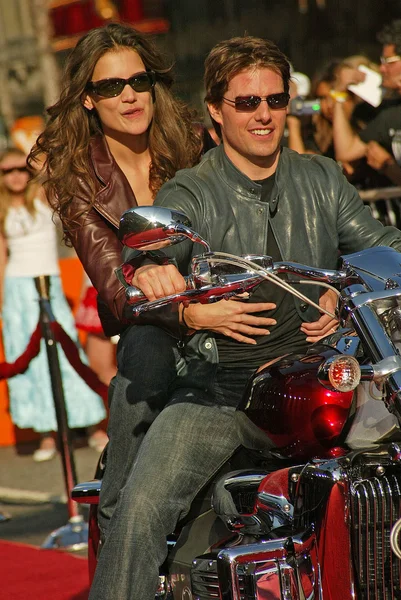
left=287, top=60, right=360, bottom=158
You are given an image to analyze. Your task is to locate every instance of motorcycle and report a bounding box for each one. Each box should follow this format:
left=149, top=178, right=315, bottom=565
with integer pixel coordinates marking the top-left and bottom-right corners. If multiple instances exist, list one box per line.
left=73, top=205, right=401, bottom=599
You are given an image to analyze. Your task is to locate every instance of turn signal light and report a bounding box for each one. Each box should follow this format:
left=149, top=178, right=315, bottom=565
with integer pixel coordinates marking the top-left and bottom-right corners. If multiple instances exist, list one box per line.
left=318, top=355, right=361, bottom=392
left=328, top=355, right=361, bottom=392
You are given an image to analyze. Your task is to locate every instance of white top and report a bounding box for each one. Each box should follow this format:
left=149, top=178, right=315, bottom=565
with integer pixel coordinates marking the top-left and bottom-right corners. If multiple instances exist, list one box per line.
left=4, top=198, right=60, bottom=278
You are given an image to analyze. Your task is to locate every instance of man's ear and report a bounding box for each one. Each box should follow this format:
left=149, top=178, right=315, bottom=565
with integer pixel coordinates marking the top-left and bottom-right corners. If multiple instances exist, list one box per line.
left=83, top=94, right=94, bottom=111
left=207, top=103, right=223, bottom=126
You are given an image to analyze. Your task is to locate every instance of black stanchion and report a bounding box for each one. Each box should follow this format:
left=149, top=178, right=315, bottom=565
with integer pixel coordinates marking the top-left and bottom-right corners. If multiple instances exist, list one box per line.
left=34, top=276, right=88, bottom=551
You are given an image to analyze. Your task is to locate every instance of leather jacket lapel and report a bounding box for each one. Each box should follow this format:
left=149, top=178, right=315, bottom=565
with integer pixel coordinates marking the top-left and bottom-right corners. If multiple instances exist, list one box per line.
left=89, top=135, right=138, bottom=228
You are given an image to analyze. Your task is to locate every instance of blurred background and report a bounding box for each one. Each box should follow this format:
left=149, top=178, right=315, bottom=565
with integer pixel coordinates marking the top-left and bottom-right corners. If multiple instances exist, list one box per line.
left=1, top=0, right=401, bottom=152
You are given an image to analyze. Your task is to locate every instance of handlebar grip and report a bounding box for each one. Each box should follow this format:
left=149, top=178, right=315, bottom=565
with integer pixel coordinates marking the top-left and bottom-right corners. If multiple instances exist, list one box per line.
left=125, top=275, right=194, bottom=305
left=126, top=286, right=147, bottom=304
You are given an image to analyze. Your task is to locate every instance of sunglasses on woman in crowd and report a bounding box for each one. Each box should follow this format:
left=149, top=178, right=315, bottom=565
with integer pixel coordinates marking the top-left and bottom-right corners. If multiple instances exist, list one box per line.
left=0, top=166, right=30, bottom=175
left=86, top=71, right=156, bottom=99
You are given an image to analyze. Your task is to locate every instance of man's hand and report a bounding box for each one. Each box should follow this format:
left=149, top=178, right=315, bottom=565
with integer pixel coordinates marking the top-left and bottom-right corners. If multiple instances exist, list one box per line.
left=365, top=141, right=394, bottom=172
left=300, top=288, right=339, bottom=343
left=184, top=300, right=277, bottom=345
left=132, top=264, right=186, bottom=301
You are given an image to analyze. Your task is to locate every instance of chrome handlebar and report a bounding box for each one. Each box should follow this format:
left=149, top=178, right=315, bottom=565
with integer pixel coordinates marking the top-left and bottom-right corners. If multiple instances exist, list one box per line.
left=124, top=252, right=345, bottom=317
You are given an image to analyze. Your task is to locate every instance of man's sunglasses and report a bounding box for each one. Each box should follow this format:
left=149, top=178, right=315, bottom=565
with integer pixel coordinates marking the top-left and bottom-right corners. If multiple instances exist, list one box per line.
left=1, top=166, right=29, bottom=175
left=86, top=71, right=156, bottom=98
left=380, top=55, right=401, bottom=65
left=222, top=93, right=290, bottom=112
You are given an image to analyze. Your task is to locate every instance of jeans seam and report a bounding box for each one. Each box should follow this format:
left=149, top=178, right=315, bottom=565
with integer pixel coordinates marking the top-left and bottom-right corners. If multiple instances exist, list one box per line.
left=187, top=442, right=240, bottom=503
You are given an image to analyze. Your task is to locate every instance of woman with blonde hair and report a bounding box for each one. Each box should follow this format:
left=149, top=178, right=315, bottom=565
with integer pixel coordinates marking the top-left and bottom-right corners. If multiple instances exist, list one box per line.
left=0, top=147, right=107, bottom=461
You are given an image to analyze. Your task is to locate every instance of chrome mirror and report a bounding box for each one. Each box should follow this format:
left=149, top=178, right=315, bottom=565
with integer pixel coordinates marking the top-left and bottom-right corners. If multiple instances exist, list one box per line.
left=118, top=206, right=210, bottom=251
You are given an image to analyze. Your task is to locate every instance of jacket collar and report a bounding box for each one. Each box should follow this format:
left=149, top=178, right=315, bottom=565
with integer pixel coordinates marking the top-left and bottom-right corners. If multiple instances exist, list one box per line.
left=88, top=134, right=138, bottom=228
left=213, top=143, right=286, bottom=212
left=214, top=144, right=262, bottom=197
left=89, top=134, right=116, bottom=186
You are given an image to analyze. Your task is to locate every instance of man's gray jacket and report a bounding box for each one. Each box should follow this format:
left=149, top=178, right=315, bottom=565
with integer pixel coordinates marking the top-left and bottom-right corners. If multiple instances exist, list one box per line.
left=150, top=144, right=401, bottom=364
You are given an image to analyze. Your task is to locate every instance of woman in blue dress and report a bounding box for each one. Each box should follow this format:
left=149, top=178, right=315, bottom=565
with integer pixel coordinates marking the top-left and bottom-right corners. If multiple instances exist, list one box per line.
left=0, top=148, right=107, bottom=461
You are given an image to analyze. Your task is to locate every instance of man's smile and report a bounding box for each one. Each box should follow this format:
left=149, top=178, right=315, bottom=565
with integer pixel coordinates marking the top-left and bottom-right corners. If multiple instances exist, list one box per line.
left=250, top=128, right=273, bottom=136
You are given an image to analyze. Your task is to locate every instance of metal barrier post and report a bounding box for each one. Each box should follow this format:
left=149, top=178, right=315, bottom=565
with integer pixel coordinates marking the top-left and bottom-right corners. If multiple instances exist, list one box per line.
left=359, top=186, right=401, bottom=227
left=34, top=275, right=87, bottom=551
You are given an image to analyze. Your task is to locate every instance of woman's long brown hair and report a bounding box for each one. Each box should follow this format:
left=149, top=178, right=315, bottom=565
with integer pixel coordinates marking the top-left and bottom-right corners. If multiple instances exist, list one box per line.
left=28, top=23, right=203, bottom=235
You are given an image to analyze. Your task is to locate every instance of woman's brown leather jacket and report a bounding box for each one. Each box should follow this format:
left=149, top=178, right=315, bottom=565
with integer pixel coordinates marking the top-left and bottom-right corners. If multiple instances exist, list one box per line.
left=65, top=130, right=214, bottom=336
left=66, top=135, right=136, bottom=336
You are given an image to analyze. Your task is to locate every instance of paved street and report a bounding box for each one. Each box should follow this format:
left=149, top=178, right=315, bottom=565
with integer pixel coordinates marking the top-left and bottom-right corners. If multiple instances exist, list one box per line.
left=0, top=439, right=100, bottom=554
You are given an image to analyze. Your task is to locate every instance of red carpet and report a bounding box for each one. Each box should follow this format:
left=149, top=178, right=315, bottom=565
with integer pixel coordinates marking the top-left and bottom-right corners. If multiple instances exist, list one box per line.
left=0, top=540, right=89, bottom=599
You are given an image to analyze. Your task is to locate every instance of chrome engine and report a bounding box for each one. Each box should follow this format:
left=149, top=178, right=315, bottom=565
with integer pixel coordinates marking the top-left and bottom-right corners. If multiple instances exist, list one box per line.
left=352, top=471, right=401, bottom=598
left=173, top=444, right=401, bottom=600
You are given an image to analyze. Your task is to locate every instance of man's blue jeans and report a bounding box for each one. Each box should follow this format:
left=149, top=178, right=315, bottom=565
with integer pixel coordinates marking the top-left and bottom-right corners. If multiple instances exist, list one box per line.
left=90, top=325, right=254, bottom=600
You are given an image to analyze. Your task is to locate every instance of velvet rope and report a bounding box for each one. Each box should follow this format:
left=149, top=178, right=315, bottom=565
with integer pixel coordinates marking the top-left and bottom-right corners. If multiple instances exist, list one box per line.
left=0, top=321, right=108, bottom=402
left=51, top=322, right=108, bottom=402
left=0, top=323, right=42, bottom=379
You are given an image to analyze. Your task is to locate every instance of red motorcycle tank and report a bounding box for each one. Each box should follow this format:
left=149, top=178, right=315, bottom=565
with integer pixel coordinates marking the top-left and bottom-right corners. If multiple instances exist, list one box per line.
left=237, top=345, right=354, bottom=460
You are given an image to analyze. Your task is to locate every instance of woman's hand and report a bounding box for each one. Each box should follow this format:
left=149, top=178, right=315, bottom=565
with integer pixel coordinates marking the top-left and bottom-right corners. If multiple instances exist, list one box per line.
left=183, top=300, right=277, bottom=345
left=300, top=288, right=339, bottom=342
left=132, top=264, right=186, bottom=301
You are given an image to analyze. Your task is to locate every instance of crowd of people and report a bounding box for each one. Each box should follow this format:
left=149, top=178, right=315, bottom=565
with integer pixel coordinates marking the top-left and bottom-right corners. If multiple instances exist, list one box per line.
left=0, top=14, right=400, bottom=599
left=287, top=19, right=401, bottom=199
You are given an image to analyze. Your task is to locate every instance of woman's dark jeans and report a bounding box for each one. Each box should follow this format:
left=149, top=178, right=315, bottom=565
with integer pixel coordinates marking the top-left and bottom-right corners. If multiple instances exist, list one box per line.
left=91, top=325, right=255, bottom=600
left=98, top=325, right=181, bottom=533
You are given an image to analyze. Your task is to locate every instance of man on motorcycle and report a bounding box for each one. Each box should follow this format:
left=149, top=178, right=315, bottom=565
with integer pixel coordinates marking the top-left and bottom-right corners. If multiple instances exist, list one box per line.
left=89, top=36, right=401, bottom=600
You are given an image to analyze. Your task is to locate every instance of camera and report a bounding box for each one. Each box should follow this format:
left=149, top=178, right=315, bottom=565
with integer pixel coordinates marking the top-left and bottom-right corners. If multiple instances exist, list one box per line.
left=289, top=97, right=321, bottom=116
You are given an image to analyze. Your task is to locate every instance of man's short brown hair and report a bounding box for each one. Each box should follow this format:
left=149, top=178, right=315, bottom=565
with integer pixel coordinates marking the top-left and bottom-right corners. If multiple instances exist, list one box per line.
left=204, top=36, right=291, bottom=104
left=204, top=36, right=291, bottom=137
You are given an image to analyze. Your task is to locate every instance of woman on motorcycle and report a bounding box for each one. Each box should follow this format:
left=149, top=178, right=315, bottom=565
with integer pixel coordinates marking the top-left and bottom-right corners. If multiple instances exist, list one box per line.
left=28, top=18, right=218, bottom=521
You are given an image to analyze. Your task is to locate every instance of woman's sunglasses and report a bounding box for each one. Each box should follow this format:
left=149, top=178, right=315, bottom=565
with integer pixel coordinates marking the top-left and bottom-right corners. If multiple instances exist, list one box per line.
left=1, top=166, right=29, bottom=175
left=223, top=92, right=290, bottom=112
left=86, top=71, right=156, bottom=98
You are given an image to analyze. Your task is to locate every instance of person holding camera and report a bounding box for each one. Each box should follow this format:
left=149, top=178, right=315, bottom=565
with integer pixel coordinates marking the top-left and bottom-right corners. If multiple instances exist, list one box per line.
left=287, top=56, right=392, bottom=192
left=286, top=60, right=346, bottom=158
